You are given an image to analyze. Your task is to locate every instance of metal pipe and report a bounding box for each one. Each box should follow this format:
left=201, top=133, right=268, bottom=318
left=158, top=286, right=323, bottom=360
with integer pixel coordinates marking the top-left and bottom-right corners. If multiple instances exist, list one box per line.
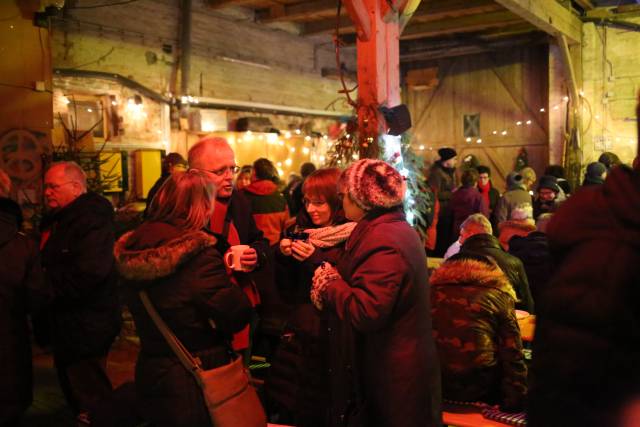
left=54, top=68, right=171, bottom=104
left=53, top=69, right=351, bottom=118
left=180, top=0, right=192, bottom=97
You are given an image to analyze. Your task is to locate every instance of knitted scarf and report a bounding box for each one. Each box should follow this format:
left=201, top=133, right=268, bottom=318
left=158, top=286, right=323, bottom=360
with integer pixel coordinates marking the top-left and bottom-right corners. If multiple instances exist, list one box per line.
left=305, top=222, right=357, bottom=248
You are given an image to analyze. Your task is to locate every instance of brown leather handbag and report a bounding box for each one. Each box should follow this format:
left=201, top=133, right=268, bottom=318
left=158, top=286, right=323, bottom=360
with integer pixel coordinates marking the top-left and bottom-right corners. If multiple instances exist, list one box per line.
left=140, top=291, right=266, bottom=427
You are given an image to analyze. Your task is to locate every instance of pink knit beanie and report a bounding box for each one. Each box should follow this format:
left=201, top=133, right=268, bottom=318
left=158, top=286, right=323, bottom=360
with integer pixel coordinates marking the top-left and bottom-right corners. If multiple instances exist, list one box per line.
left=341, top=159, right=406, bottom=211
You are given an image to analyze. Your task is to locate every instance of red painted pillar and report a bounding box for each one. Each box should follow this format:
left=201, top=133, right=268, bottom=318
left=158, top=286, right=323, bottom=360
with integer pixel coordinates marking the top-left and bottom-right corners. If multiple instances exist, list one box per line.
left=344, top=0, right=403, bottom=157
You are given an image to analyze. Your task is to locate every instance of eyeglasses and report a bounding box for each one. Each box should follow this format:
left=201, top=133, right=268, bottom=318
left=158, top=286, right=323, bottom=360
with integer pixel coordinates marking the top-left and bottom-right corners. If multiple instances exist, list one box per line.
left=196, top=165, right=240, bottom=177
left=44, top=181, right=76, bottom=191
left=303, top=198, right=327, bottom=208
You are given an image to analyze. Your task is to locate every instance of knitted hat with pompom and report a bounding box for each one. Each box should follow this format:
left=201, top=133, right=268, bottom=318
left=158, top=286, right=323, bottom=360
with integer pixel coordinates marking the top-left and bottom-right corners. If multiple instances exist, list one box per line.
left=341, top=159, right=406, bottom=211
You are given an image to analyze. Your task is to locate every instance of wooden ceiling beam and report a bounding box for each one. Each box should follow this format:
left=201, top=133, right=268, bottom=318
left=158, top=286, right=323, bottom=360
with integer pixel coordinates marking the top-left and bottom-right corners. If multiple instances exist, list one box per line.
left=204, top=0, right=260, bottom=9
left=256, top=0, right=339, bottom=23
left=493, top=0, right=582, bottom=44
left=400, top=31, right=546, bottom=62
left=302, top=15, right=354, bottom=35
left=401, top=10, right=523, bottom=41
left=409, top=0, right=501, bottom=23
left=302, top=0, right=503, bottom=36
left=573, top=0, right=595, bottom=11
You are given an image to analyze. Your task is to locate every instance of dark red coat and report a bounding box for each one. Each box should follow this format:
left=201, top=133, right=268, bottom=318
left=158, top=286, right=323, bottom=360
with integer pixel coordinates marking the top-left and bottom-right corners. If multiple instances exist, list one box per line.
left=324, top=209, right=442, bottom=427
left=450, top=186, right=489, bottom=239
left=529, top=166, right=640, bottom=427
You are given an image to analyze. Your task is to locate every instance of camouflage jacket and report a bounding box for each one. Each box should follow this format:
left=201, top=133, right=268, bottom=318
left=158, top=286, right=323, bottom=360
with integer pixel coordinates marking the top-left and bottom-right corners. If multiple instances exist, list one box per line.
left=430, top=258, right=527, bottom=411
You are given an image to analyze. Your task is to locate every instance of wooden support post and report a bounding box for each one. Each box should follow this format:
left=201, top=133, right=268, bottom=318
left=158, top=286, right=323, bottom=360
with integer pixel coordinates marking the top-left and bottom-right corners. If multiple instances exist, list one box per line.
left=344, top=0, right=406, bottom=157
left=558, top=35, right=580, bottom=103
left=556, top=34, right=583, bottom=184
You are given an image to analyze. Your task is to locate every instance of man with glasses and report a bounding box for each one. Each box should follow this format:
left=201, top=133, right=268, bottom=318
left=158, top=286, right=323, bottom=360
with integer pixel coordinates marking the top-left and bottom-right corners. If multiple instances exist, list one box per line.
left=40, top=161, right=121, bottom=425
left=188, top=137, right=269, bottom=356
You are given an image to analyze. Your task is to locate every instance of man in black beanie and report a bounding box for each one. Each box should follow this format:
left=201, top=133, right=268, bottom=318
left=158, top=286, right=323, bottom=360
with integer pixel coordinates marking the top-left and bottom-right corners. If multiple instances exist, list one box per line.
left=582, top=161, right=607, bottom=187
left=428, top=147, right=458, bottom=257
left=532, top=175, right=561, bottom=220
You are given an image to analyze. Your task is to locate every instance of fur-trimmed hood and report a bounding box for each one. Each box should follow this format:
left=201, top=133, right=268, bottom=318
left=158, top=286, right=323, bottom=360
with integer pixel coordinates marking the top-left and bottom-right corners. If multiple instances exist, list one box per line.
left=114, top=229, right=218, bottom=281
left=498, top=219, right=536, bottom=233
left=429, top=258, right=516, bottom=299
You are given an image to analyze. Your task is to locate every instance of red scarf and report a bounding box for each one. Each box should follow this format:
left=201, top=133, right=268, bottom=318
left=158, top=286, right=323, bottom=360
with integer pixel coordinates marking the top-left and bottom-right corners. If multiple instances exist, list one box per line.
left=209, top=198, right=258, bottom=351
left=478, top=180, right=491, bottom=210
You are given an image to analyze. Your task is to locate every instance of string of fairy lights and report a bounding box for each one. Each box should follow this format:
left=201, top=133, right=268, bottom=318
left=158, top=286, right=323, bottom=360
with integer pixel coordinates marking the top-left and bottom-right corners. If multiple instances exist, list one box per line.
left=412, top=94, right=636, bottom=154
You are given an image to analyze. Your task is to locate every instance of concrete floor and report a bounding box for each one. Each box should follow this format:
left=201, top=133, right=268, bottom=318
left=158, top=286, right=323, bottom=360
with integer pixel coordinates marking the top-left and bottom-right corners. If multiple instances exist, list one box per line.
left=22, top=333, right=140, bottom=427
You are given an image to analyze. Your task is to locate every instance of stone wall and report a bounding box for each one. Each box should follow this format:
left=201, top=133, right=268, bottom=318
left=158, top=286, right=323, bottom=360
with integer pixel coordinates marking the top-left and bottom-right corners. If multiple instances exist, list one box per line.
left=581, top=20, right=639, bottom=166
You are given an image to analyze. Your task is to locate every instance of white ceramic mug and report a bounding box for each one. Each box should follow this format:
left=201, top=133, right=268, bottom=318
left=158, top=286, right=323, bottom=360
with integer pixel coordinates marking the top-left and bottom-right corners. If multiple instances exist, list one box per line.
left=224, top=244, right=250, bottom=271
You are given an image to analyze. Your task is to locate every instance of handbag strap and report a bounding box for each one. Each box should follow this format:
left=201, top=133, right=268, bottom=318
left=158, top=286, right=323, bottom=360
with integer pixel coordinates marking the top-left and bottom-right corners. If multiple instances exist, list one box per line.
left=139, top=291, right=203, bottom=374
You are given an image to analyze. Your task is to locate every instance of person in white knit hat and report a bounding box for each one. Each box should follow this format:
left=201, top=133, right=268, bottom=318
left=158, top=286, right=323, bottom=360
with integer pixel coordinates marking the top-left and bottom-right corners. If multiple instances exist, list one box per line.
left=311, top=158, right=442, bottom=427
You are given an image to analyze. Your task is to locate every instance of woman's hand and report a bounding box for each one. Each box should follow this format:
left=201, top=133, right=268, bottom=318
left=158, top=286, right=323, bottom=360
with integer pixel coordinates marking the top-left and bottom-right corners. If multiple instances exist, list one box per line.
left=280, top=238, right=292, bottom=256
left=291, top=240, right=316, bottom=261
left=311, top=262, right=342, bottom=310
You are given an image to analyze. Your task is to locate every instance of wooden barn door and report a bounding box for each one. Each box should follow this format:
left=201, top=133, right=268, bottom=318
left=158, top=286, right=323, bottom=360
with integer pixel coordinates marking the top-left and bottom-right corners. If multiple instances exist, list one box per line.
left=406, top=46, right=549, bottom=192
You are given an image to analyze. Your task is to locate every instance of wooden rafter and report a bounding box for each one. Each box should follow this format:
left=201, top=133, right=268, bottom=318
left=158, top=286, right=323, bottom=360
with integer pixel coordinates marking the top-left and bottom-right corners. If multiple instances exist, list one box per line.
left=400, top=31, right=545, bottom=62
left=256, top=0, right=338, bottom=23
left=302, top=0, right=511, bottom=36
left=204, top=0, right=261, bottom=8
left=493, top=0, right=582, bottom=44
left=409, top=0, right=502, bottom=24
left=573, top=0, right=594, bottom=11
left=401, top=10, right=522, bottom=40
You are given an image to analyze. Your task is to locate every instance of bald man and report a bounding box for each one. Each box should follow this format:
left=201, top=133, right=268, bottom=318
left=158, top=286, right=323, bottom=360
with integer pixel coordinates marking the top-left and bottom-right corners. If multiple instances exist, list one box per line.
left=188, top=137, right=269, bottom=354
left=40, top=161, right=120, bottom=423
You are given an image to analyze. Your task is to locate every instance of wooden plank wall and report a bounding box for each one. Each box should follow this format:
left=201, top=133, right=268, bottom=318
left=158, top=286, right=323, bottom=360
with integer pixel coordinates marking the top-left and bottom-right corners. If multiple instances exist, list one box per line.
left=406, top=46, right=549, bottom=192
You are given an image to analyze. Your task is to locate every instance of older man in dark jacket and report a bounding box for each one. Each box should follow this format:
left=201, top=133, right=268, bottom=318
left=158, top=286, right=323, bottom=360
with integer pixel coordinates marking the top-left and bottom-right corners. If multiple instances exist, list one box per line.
left=189, top=137, right=270, bottom=355
left=40, top=162, right=121, bottom=421
left=458, top=214, right=534, bottom=313
left=529, top=163, right=640, bottom=426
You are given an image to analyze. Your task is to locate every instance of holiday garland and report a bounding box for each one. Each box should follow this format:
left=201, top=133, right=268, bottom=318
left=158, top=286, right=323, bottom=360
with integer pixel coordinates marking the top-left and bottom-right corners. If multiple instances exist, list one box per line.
left=325, top=122, right=434, bottom=240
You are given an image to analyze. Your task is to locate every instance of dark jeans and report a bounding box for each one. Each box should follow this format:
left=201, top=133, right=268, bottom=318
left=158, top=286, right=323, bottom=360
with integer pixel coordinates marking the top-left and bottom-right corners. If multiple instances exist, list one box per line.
left=53, top=353, right=113, bottom=415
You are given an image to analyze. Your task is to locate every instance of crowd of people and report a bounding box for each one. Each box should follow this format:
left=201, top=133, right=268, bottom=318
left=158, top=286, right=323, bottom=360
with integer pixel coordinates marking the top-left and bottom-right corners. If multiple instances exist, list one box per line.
left=1, top=117, right=639, bottom=427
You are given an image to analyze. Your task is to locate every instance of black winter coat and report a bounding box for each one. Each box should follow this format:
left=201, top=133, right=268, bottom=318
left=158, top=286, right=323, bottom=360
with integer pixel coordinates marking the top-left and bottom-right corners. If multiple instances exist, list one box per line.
left=324, top=209, right=442, bottom=427
left=428, top=162, right=456, bottom=208
left=508, top=232, right=552, bottom=301
left=461, top=233, right=535, bottom=313
left=0, top=200, right=49, bottom=425
left=114, top=221, right=253, bottom=427
left=529, top=166, right=640, bottom=427
left=430, top=257, right=527, bottom=411
left=40, top=192, right=121, bottom=362
left=268, top=220, right=347, bottom=426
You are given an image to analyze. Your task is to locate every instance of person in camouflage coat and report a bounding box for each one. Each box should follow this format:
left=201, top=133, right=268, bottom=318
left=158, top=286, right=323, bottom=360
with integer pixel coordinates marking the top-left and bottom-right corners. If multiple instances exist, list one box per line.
left=429, top=253, right=528, bottom=411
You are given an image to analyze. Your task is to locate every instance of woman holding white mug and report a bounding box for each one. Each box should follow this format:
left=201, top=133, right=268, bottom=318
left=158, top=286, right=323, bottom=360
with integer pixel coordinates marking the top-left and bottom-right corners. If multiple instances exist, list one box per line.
left=267, top=168, right=356, bottom=426
left=114, top=170, right=253, bottom=427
